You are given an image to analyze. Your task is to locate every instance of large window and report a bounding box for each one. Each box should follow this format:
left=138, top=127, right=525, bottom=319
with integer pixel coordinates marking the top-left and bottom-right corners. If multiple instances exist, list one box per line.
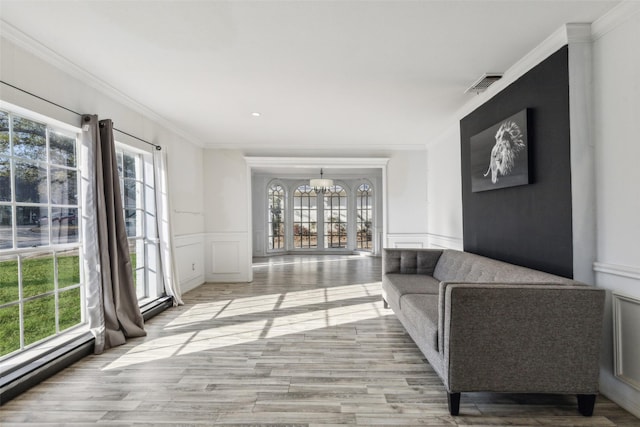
left=115, top=145, right=160, bottom=303
left=270, top=180, right=375, bottom=252
left=356, top=183, right=373, bottom=251
left=293, top=185, right=317, bottom=249
left=324, top=185, right=347, bottom=249
left=268, top=183, right=285, bottom=250
left=0, top=109, right=83, bottom=359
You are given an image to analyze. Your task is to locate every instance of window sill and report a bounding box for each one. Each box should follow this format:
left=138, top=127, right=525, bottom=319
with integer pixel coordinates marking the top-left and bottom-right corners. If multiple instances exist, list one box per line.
left=0, top=330, right=94, bottom=405
left=0, top=325, right=90, bottom=377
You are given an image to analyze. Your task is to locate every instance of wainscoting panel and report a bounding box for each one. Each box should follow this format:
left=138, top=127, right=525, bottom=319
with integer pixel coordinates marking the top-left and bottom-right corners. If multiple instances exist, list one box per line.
left=386, top=234, right=429, bottom=249
left=174, top=234, right=205, bottom=294
left=205, top=232, right=251, bottom=283
left=212, top=241, right=240, bottom=273
left=613, top=292, right=640, bottom=391
left=594, top=261, right=640, bottom=417
left=385, top=233, right=464, bottom=250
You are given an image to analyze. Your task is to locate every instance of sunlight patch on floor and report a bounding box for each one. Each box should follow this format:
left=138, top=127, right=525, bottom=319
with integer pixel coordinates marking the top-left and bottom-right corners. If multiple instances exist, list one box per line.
left=164, top=294, right=283, bottom=328
left=102, top=283, right=385, bottom=371
left=164, top=282, right=381, bottom=328
left=279, top=282, right=380, bottom=309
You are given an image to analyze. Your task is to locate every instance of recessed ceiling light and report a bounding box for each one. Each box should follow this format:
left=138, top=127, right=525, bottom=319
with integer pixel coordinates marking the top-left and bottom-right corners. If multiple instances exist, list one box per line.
left=251, top=112, right=261, bottom=117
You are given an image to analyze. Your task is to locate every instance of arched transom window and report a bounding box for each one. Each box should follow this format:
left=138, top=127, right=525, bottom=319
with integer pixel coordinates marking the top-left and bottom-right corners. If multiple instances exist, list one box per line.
left=268, top=184, right=285, bottom=250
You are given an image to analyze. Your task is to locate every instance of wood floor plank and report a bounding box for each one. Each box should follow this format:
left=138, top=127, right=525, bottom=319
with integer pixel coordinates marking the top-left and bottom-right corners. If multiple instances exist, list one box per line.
left=0, top=255, right=637, bottom=426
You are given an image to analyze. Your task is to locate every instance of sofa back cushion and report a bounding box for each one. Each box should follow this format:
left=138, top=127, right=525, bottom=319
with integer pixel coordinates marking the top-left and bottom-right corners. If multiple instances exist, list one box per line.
left=383, top=249, right=443, bottom=275
left=433, top=250, right=577, bottom=284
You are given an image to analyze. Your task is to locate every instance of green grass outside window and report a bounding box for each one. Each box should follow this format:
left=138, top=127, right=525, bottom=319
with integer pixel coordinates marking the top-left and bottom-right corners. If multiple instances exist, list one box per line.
left=0, top=254, right=81, bottom=357
left=0, top=251, right=139, bottom=358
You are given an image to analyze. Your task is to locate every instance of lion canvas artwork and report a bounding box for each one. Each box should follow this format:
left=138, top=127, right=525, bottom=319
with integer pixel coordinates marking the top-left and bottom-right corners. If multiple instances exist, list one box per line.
left=470, top=109, right=529, bottom=192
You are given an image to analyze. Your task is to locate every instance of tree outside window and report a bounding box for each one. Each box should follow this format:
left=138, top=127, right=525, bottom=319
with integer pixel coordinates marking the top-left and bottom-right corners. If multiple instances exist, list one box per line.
left=0, top=109, right=82, bottom=359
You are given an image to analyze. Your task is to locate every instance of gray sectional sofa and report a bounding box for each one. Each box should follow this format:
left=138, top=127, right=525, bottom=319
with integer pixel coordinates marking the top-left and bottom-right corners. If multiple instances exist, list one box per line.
left=382, top=248, right=605, bottom=416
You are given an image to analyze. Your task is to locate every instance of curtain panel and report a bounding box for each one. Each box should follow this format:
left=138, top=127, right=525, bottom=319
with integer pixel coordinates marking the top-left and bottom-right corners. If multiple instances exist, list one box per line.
left=153, top=149, right=183, bottom=306
left=81, top=115, right=146, bottom=354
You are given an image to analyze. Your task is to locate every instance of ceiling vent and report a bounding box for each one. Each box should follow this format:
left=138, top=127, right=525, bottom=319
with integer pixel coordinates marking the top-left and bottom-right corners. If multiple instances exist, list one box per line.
left=465, top=73, right=503, bottom=94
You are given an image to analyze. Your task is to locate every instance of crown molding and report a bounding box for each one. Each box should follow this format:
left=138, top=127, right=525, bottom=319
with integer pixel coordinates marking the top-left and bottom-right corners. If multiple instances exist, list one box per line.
left=462, top=24, right=585, bottom=117
left=427, top=21, right=601, bottom=148
left=0, top=20, right=205, bottom=148
left=565, top=23, right=593, bottom=43
left=208, top=141, right=425, bottom=152
left=426, top=24, right=570, bottom=148
left=592, top=0, right=640, bottom=41
left=244, top=156, right=390, bottom=169
left=426, top=1, right=639, bottom=148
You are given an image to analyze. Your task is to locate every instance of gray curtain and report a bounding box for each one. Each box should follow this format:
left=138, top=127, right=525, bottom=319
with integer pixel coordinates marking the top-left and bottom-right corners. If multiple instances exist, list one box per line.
left=81, top=115, right=146, bottom=354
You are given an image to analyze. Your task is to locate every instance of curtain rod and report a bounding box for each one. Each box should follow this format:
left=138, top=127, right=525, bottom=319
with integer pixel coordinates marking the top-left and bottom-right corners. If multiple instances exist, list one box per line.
left=112, top=127, right=162, bottom=151
left=1, top=80, right=161, bottom=150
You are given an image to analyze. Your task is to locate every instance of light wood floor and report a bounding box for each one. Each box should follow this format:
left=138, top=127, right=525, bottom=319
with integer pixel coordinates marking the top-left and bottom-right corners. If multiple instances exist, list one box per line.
left=1, top=254, right=638, bottom=426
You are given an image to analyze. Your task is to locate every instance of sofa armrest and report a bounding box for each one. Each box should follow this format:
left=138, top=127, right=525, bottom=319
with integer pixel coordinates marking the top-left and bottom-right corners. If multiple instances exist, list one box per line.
left=383, top=248, right=443, bottom=275
left=441, top=283, right=605, bottom=394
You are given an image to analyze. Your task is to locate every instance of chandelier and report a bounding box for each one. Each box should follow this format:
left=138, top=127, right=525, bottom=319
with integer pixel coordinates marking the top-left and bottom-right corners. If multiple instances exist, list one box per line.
left=310, top=168, right=334, bottom=193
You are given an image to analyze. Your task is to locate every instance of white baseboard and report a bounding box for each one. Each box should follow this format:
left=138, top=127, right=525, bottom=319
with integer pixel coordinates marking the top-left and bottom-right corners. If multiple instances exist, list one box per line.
left=600, top=372, right=640, bottom=418
left=180, top=276, right=204, bottom=294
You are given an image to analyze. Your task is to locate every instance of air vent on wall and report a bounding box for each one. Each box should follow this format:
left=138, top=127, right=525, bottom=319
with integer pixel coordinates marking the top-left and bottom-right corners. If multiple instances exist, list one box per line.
left=465, top=73, right=503, bottom=94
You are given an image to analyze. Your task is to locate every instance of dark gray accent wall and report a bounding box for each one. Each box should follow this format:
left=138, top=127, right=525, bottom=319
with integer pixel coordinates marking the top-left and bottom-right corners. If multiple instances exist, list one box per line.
left=460, top=46, right=573, bottom=278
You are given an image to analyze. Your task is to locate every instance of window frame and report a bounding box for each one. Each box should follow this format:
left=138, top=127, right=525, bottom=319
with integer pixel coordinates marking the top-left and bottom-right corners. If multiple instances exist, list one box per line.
left=323, top=184, right=348, bottom=249
left=267, top=181, right=286, bottom=253
left=292, top=184, right=318, bottom=249
left=355, top=182, right=373, bottom=252
left=114, top=142, right=162, bottom=306
left=0, top=105, right=85, bottom=361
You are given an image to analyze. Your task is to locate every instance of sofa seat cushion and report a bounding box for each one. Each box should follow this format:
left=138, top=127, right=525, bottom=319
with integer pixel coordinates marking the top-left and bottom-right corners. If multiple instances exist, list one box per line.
left=383, top=273, right=440, bottom=309
left=399, top=293, right=440, bottom=351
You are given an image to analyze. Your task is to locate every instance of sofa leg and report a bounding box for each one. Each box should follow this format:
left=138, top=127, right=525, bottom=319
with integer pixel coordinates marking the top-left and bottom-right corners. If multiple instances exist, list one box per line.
left=448, top=392, right=461, bottom=416
left=577, top=394, right=596, bottom=416
left=382, top=297, right=389, bottom=309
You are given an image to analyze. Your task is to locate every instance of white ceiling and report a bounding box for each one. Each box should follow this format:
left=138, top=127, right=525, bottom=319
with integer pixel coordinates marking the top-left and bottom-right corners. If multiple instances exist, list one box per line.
left=0, top=0, right=620, bottom=155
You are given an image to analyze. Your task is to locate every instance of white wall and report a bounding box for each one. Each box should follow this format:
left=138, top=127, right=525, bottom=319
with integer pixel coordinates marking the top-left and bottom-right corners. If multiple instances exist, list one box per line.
left=592, top=7, right=640, bottom=417
left=203, top=149, right=251, bottom=282
left=385, top=150, right=431, bottom=248
left=169, top=145, right=205, bottom=236
left=204, top=150, right=249, bottom=233
left=251, top=174, right=270, bottom=257
left=425, top=125, right=464, bottom=250
left=0, top=34, right=206, bottom=293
